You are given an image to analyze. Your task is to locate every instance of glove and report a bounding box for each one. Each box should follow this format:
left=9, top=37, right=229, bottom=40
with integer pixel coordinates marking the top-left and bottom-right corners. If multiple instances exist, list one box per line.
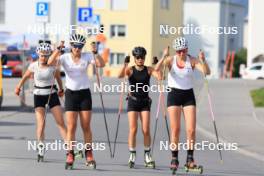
left=152, top=56, right=158, bottom=65
left=124, top=56, right=130, bottom=64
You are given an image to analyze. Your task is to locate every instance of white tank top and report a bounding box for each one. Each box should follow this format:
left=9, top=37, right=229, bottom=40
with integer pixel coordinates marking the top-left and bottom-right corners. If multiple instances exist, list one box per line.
left=167, top=55, right=194, bottom=90
left=28, top=62, right=57, bottom=95
left=59, top=53, right=93, bottom=90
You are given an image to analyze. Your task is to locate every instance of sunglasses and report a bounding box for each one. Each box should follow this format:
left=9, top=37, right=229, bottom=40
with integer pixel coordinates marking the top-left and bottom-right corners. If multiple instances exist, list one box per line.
left=72, top=44, right=84, bottom=49
left=135, top=56, right=145, bottom=60
left=39, top=54, right=50, bottom=58
left=176, top=49, right=187, bottom=54
left=38, top=40, right=51, bottom=45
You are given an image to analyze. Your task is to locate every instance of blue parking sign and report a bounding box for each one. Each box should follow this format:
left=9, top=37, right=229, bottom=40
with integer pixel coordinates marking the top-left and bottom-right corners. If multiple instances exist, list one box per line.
left=78, top=8, right=93, bottom=22
left=36, top=2, right=49, bottom=16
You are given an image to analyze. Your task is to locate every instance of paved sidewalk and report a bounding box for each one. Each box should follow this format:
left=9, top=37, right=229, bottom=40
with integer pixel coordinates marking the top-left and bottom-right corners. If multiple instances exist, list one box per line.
left=195, top=79, right=264, bottom=161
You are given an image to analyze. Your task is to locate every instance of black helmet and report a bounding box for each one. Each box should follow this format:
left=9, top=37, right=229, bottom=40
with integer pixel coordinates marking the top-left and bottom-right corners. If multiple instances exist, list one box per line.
left=132, top=46, right=147, bottom=58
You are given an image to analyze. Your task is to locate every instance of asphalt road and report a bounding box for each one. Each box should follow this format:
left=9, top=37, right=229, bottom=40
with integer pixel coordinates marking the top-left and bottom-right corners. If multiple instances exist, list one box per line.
left=0, top=78, right=264, bottom=176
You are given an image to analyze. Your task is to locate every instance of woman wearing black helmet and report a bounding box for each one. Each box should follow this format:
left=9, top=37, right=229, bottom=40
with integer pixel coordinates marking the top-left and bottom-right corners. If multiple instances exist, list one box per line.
left=155, top=37, right=210, bottom=173
left=48, top=34, right=105, bottom=169
left=118, top=46, right=161, bottom=169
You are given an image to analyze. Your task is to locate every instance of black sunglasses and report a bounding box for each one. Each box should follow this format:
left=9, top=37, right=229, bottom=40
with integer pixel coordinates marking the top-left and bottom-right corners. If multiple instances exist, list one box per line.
left=135, top=56, right=145, bottom=60
left=72, top=43, right=84, bottom=49
left=39, top=40, right=51, bottom=44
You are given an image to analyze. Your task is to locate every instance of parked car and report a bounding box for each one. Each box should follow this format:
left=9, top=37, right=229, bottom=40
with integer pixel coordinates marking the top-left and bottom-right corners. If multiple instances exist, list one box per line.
left=241, top=63, right=264, bottom=79
left=0, top=57, right=3, bottom=109
left=1, top=51, right=23, bottom=77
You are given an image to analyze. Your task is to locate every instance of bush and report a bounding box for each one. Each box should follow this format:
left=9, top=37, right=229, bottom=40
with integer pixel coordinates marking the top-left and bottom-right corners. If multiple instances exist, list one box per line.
left=233, top=48, right=247, bottom=78
left=250, top=88, right=264, bottom=107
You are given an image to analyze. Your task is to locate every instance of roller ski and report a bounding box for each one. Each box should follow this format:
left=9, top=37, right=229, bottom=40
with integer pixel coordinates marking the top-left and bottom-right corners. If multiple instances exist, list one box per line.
left=144, top=151, right=155, bottom=169
left=74, top=150, right=84, bottom=159
left=128, top=151, right=136, bottom=168
left=37, top=142, right=45, bottom=162
left=170, top=158, right=179, bottom=175
left=85, top=150, right=96, bottom=169
left=65, top=150, right=75, bottom=170
left=184, top=157, right=203, bottom=174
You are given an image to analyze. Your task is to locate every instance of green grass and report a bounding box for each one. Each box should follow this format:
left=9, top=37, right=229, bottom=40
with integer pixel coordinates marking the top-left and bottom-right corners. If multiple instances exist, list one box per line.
left=250, top=88, right=264, bottom=107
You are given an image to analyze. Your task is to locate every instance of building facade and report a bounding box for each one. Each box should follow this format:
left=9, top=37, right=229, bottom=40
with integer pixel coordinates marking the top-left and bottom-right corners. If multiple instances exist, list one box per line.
left=184, top=0, right=245, bottom=78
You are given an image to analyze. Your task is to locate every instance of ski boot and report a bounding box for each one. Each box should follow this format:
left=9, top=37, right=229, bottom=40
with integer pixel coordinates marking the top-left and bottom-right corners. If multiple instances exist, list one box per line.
left=74, top=150, right=84, bottom=159
left=37, top=142, right=45, bottom=162
left=65, top=150, right=75, bottom=170
left=170, top=158, right=179, bottom=175
left=128, top=151, right=136, bottom=168
left=184, top=157, right=203, bottom=174
left=144, top=151, right=155, bottom=169
left=85, top=149, right=96, bottom=169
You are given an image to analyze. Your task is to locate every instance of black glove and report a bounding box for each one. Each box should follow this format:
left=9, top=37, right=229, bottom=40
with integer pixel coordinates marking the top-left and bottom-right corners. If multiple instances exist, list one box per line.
left=57, top=46, right=65, bottom=54
left=124, top=56, right=130, bottom=64
left=152, top=56, right=158, bottom=65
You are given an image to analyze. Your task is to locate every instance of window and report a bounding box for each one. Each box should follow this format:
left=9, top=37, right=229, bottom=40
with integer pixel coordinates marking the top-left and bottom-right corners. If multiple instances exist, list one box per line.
left=111, top=0, right=128, bottom=10
left=110, top=25, right=126, bottom=38
left=110, top=53, right=125, bottom=65
left=0, top=0, right=5, bottom=24
left=250, top=65, right=262, bottom=71
left=90, top=0, right=106, bottom=10
left=161, top=0, right=169, bottom=9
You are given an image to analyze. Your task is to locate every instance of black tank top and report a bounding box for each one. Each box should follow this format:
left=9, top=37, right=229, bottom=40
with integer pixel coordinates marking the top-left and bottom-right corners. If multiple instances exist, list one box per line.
left=128, top=66, right=150, bottom=98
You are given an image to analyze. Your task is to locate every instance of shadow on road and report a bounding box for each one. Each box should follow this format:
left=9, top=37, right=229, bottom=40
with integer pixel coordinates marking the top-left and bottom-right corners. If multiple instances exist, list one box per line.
left=0, top=121, right=34, bottom=126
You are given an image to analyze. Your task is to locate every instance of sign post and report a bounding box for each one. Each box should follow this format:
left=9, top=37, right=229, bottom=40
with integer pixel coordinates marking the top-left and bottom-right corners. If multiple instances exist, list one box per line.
left=36, top=1, right=50, bottom=40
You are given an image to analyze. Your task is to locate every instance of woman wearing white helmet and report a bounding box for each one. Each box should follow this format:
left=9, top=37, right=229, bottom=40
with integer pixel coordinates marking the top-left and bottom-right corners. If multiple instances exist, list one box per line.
left=48, top=34, right=105, bottom=169
left=15, top=42, right=66, bottom=161
left=155, top=37, right=210, bottom=173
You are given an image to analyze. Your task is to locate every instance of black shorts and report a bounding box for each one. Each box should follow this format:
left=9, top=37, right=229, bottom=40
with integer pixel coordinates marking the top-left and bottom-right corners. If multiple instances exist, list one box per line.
left=127, top=96, right=152, bottom=112
left=34, top=93, right=61, bottom=109
left=65, top=88, right=92, bottom=111
left=167, top=88, right=196, bottom=107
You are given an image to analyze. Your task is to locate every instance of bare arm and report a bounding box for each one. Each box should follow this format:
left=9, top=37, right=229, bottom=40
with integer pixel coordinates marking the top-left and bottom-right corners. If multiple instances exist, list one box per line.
left=148, top=67, right=162, bottom=81
left=90, top=42, right=105, bottom=68
left=155, top=46, right=172, bottom=72
left=55, top=69, right=63, bottom=91
left=15, top=70, right=32, bottom=95
left=118, top=65, right=132, bottom=78
left=189, top=50, right=211, bottom=75
left=47, top=41, right=65, bottom=66
left=94, top=54, right=105, bottom=68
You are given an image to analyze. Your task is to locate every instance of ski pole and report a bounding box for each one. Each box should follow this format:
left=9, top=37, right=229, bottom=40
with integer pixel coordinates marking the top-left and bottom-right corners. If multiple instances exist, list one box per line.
left=151, top=56, right=163, bottom=157
left=92, top=50, right=113, bottom=158
left=112, top=55, right=130, bottom=158
left=192, top=51, right=223, bottom=163
left=40, top=41, right=64, bottom=142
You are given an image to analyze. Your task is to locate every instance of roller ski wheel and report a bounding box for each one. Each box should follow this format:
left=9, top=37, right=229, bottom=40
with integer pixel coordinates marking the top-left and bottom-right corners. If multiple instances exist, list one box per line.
left=85, top=149, right=96, bottom=169
left=65, top=151, right=75, bottom=170
left=170, top=158, right=179, bottom=175
left=37, top=155, right=44, bottom=162
left=144, top=161, right=155, bottom=169
left=74, top=150, right=84, bottom=159
left=65, top=162, right=74, bottom=170
left=37, top=142, right=45, bottom=162
left=86, top=160, right=96, bottom=169
left=128, top=151, right=136, bottom=169
left=184, top=159, right=203, bottom=174
left=128, top=161, right=135, bottom=168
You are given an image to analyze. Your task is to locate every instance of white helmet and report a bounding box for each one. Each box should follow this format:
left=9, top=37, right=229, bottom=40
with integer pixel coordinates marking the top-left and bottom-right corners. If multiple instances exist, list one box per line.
left=70, top=34, right=86, bottom=44
left=172, top=37, right=188, bottom=51
left=36, top=43, right=52, bottom=55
